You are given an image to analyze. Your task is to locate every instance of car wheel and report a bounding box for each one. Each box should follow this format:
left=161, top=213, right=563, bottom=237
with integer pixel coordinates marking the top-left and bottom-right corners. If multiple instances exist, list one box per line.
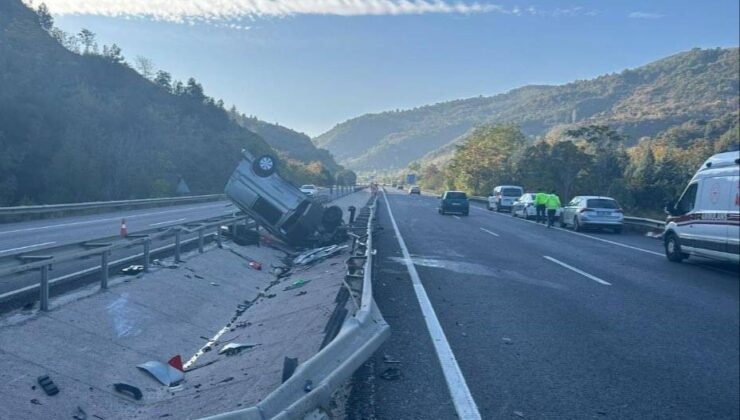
left=665, top=233, right=687, bottom=262
left=511, top=209, right=517, bottom=217
left=573, top=217, right=582, bottom=232
left=252, top=154, right=277, bottom=177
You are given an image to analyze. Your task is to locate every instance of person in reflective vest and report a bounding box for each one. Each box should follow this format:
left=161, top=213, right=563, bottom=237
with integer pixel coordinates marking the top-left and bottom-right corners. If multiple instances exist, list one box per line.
left=545, top=191, right=561, bottom=228
left=535, top=191, right=548, bottom=224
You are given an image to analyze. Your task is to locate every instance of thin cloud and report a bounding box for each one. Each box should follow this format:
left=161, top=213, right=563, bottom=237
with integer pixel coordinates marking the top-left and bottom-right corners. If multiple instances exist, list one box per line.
left=628, top=11, right=664, bottom=19
left=26, top=1, right=514, bottom=22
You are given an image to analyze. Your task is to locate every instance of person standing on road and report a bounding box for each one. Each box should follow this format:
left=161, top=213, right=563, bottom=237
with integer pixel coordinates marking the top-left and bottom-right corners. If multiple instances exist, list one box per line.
left=535, top=190, right=548, bottom=224
left=545, top=190, right=561, bottom=228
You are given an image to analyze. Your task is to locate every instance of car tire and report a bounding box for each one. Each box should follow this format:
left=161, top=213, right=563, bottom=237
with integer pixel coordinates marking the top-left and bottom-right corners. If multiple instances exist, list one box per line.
left=252, top=154, right=277, bottom=177
left=511, top=209, right=517, bottom=217
left=573, top=217, right=582, bottom=232
left=665, top=233, right=687, bottom=262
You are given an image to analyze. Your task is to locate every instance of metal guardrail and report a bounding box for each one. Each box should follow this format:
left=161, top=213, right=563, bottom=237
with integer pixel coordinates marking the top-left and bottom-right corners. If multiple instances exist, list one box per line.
left=0, top=194, right=226, bottom=217
left=470, top=196, right=665, bottom=230
left=205, top=194, right=390, bottom=420
left=0, top=214, right=250, bottom=310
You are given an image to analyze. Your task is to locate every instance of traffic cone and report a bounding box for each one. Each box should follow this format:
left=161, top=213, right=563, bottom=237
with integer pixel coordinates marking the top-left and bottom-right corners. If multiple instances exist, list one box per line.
left=120, top=218, right=128, bottom=237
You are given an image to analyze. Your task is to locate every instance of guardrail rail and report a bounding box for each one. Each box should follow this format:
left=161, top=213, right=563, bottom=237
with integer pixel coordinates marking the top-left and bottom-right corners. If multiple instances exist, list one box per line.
left=205, top=194, right=390, bottom=420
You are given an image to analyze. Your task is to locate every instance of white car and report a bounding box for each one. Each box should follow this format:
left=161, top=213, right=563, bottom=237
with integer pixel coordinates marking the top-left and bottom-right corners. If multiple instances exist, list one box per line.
left=511, top=193, right=537, bottom=219
left=488, top=185, right=523, bottom=212
left=664, top=151, right=740, bottom=263
left=560, top=196, right=624, bottom=233
left=299, top=184, right=318, bottom=196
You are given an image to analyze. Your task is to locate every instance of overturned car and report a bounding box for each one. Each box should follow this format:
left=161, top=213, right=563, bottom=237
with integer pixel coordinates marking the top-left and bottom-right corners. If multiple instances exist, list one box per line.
left=225, top=150, right=345, bottom=247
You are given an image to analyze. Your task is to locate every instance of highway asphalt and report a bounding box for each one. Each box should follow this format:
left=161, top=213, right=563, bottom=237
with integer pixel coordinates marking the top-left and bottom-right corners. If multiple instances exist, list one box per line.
left=348, top=190, right=739, bottom=419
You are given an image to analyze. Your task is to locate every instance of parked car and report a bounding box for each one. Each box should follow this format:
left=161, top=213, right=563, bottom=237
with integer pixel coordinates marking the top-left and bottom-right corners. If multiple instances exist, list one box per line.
left=409, top=186, right=421, bottom=195
left=439, top=191, right=469, bottom=216
left=299, top=184, right=318, bottom=196
left=397, top=184, right=404, bottom=190
left=511, top=193, right=537, bottom=219
left=560, top=196, right=624, bottom=233
left=488, top=185, right=524, bottom=212
left=663, top=150, right=740, bottom=263
left=225, top=151, right=345, bottom=246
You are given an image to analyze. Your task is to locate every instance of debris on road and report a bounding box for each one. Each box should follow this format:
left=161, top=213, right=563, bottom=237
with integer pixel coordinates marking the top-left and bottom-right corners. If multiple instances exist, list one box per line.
left=514, top=411, right=525, bottom=418
left=194, top=274, right=205, bottom=280
left=382, top=354, right=401, bottom=364
left=137, top=361, right=185, bottom=387
left=167, top=355, right=184, bottom=372
left=210, top=282, right=220, bottom=286
left=218, top=377, right=234, bottom=384
left=113, top=383, right=142, bottom=400
left=282, top=357, right=298, bottom=383
left=73, top=406, right=88, bottom=420
left=218, top=342, right=258, bottom=356
left=295, top=291, right=308, bottom=297
left=502, top=337, right=513, bottom=345
left=121, top=265, right=144, bottom=275
left=379, top=367, right=402, bottom=381
left=30, top=398, right=42, bottom=405
left=304, top=379, right=313, bottom=392
left=248, top=261, right=262, bottom=270
left=284, top=279, right=311, bottom=291
left=37, top=374, right=59, bottom=396
left=293, top=245, right=347, bottom=266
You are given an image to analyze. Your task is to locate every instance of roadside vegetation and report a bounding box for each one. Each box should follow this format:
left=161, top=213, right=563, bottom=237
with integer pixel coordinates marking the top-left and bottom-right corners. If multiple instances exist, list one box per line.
left=409, top=118, right=738, bottom=217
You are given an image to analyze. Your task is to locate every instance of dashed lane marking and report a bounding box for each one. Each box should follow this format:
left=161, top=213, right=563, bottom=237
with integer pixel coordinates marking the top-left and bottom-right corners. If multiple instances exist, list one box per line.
left=544, top=256, right=612, bottom=286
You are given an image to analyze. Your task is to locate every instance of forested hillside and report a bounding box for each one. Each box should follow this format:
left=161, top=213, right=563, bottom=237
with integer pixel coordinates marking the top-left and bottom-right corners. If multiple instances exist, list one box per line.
left=316, top=47, right=739, bottom=171
left=0, top=0, right=350, bottom=206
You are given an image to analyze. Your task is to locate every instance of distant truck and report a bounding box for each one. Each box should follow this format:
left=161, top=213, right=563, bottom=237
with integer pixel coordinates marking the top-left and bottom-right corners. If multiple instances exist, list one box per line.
left=225, top=150, right=345, bottom=247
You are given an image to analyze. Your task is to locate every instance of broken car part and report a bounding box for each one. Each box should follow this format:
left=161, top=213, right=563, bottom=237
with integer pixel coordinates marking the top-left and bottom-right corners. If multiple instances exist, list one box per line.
left=113, top=383, right=143, bottom=400
left=218, top=342, right=258, bottom=356
left=137, top=361, right=185, bottom=387
left=37, top=374, right=59, bottom=396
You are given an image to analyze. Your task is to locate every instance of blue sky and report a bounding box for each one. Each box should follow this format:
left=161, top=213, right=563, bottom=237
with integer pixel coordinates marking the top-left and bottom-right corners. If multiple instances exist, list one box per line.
left=39, top=0, right=739, bottom=136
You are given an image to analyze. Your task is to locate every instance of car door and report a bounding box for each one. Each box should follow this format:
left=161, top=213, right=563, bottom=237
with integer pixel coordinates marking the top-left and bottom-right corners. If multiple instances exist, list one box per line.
left=672, top=182, right=700, bottom=252
left=692, top=176, right=734, bottom=257
left=562, top=197, right=579, bottom=226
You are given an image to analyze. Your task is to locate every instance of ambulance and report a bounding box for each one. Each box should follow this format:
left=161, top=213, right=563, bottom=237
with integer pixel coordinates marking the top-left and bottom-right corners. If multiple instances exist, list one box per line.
left=664, top=150, right=740, bottom=263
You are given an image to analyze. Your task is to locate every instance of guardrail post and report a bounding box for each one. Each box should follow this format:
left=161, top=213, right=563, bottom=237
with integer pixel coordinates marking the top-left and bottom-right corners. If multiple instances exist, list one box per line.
left=174, top=229, right=182, bottom=263
left=101, top=251, right=109, bottom=290
left=39, top=264, right=50, bottom=311
left=143, top=239, right=151, bottom=272
left=216, top=225, right=223, bottom=248
left=198, top=228, right=204, bottom=253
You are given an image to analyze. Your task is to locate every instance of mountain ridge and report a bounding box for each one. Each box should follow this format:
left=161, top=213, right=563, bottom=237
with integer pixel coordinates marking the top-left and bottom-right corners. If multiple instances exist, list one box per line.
left=314, top=47, right=739, bottom=171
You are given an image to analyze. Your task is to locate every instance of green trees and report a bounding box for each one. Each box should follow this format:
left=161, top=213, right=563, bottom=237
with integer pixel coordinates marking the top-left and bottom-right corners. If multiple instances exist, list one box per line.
left=416, top=120, right=734, bottom=216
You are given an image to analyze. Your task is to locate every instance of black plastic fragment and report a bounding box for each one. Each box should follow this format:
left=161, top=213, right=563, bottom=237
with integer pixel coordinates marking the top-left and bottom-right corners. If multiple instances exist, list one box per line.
left=37, top=375, right=59, bottom=396
left=113, top=383, right=142, bottom=400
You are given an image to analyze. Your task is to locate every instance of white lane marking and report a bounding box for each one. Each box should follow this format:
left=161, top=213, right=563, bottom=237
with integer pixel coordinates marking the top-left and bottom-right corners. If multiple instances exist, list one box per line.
left=543, top=256, right=612, bottom=286
left=472, top=206, right=662, bottom=257
left=0, top=241, right=56, bottom=254
left=150, top=218, right=186, bottom=227
left=0, top=203, right=228, bottom=236
left=479, top=227, right=499, bottom=237
left=183, top=324, right=231, bottom=370
left=453, top=215, right=461, bottom=220
left=383, top=191, right=482, bottom=420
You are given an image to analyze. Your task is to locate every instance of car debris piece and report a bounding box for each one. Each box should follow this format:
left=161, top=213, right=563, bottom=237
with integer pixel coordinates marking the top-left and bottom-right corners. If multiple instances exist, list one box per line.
left=30, top=398, right=42, bottom=405
left=282, top=357, right=298, bottom=383
left=37, top=374, right=59, bottom=396
left=137, top=361, right=185, bottom=387
left=304, top=380, right=313, bottom=392
left=210, top=282, right=220, bottom=286
left=168, top=355, right=184, bottom=372
left=379, top=367, right=402, bottom=381
left=293, top=245, right=348, bottom=266
left=284, top=279, right=311, bottom=291
left=383, top=354, right=401, bottom=364
left=113, top=383, right=143, bottom=400
left=121, top=265, right=144, bottom=275
left=73, top=406, right=88, bottom=420
left=219, top=342, right=258, bottom=356
left=248, top=261, right=262, bottom=270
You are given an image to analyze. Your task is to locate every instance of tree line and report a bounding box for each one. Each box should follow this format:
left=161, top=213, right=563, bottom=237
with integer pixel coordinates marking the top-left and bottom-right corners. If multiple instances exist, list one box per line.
left=414, top=119, right=738, bottom=217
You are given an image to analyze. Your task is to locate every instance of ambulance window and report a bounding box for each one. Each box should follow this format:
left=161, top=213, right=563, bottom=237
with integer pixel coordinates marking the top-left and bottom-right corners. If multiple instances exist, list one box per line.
left=676, top=183, right=698, bottom=214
